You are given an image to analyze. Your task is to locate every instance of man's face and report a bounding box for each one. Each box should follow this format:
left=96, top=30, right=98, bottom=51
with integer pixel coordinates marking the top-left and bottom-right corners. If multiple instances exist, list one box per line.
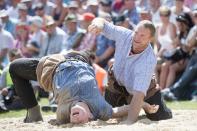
left=70, top=102, right=92, bottom=124
left=133, top=25, right=152, bottom=48
left=46, top=24, right=56, bottom=35
left=19, top=9, right=27, bottom=17
left=65, top=21, right=77, bottom=32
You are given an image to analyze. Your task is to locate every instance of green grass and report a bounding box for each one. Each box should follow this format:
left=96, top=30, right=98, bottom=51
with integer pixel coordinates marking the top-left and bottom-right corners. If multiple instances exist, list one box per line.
left=0, top=99, right=197, bottom=119
left=0, top=98, right=54, bottom=119
left=166, top=101, right=197, bottom=110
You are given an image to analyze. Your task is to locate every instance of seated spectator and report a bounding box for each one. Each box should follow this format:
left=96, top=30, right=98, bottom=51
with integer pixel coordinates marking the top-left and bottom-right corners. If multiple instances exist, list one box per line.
left=17, top=2, right=32, bottom=24
left=155, top=6, right=177, bottom=86
left=62, top=13, right=84, bottom=51
left=39, top=18, right=67, bottom=57
left=159, top=12, right=194, bottom=89
left=162, top=9, right=197, bottom=101
left=0, top=49, right=23, bottom=112
left=14, top=22, right=31, bottom=57
left=29, top=16, right=46, bottom=56
left=21, top=0, right=35, bottom=16
left=34, top=2, right=53, bottom=30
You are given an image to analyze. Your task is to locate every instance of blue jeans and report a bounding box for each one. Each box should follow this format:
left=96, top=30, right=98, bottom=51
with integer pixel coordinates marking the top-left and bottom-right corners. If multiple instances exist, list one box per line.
left=53, top=60, right=113, bottom=120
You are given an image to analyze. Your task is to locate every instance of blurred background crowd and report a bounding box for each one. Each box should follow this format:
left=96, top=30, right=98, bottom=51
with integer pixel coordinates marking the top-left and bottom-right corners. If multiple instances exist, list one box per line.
left=0, top=0, right=196, bottom=112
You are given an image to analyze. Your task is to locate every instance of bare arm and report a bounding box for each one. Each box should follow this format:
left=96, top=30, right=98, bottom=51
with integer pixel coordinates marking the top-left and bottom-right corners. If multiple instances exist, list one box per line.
left=126, top=91, right=144, bottom=124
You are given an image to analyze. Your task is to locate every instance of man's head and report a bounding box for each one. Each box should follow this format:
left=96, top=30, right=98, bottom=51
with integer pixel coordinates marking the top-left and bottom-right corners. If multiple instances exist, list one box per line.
left=34, top=2, right=45, bottom=17
left=64, top=13, right=78, bottom=33
left=45, top=18, right=56, bottom=35
left=56, top=101, right=93, bottom=124
left=70, top=102, right=93, bottom=124
left=17, top=3, right=28, bottom=18
left=132, top=20, right=155, bottom=51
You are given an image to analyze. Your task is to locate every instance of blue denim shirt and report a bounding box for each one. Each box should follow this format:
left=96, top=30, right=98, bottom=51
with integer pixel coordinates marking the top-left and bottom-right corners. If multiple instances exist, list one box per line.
left=53, top=60, right=113, bottom=120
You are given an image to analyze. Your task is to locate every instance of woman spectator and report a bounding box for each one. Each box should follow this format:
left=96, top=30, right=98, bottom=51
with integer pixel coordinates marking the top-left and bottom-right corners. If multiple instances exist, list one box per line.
left=159, top=12, right=194, bottom=89
left=155, top=6, right=177, bottom=86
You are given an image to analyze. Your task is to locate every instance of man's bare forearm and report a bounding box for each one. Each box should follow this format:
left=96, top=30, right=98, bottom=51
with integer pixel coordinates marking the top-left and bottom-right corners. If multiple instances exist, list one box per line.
left=126, top=91, right=144, bottom=124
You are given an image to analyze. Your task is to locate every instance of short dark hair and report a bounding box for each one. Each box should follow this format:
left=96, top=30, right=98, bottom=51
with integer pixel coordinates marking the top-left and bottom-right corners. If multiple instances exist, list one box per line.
left=139, top=20, right=156, bottom=37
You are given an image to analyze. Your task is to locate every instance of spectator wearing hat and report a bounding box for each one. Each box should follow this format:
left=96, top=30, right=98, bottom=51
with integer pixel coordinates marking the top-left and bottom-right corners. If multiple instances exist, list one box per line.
left=62, top=13, right=83, bottom=51
left=39, top=0, right=56, bottom=16
left=52, top=0, right=68, bottom=27
left=21, top=0, right=35, bottom=16
left=76, top=12, right=97, bottom=51
left=34, top=2, right=53, bottom=30
left=0, top=19, right=14, bottom=68
left=17, top=2, right=32, bottom=24
left=7, top=0, right=20, bottom=21
left=170, top=0, right=191, bottom=26
left=39, top=18, right=67, bottom=57
left=29, top=16, right=47, bottom=56
left=86, top=0, right=99, bottom=17
left=0, top=9, right=16, bottom=36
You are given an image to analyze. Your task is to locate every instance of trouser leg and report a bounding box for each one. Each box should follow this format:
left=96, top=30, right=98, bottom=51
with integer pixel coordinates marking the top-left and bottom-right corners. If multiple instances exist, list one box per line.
left=9, top=58, right=39, bottom=109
